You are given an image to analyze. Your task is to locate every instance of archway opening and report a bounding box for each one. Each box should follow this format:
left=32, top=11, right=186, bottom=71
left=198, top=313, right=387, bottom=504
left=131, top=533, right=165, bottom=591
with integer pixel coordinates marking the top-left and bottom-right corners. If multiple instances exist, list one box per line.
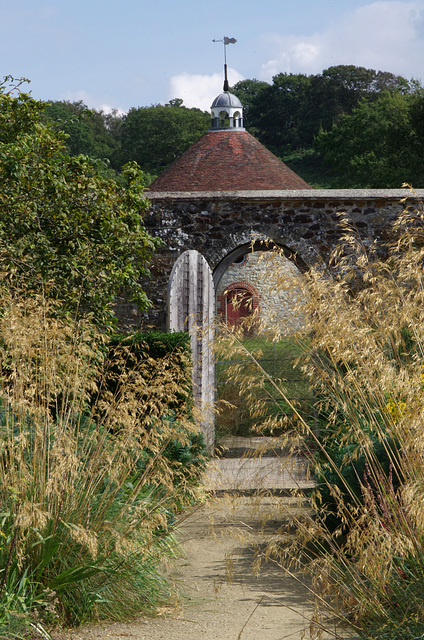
left=214, top=245, right=312, bottom=441
left=218, top=110, right=230, bottom=128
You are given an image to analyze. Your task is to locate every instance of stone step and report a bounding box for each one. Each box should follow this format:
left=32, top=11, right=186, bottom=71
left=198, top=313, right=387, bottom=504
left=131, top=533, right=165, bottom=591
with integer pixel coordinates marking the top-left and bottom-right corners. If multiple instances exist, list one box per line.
left=215, top=436, right=301, bottom=459
left=205, top=436, right=314, bottom=492
left=203, top=455, right=314, bottom=492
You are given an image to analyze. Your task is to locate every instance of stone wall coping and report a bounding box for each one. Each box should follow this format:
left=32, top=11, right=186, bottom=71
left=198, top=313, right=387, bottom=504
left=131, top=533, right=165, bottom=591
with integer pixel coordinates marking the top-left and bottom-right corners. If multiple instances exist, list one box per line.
left=147, top=188, right=424, bottom=202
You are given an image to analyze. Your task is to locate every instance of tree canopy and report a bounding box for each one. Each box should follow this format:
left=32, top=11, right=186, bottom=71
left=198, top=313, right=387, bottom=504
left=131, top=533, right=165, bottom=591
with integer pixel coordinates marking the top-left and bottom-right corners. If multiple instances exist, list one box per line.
left=315, top=90, right=424, bottom=188
left=39, top=65, right=424, bottom=189
left=43, top=100, right=122, bottom=170
left=0, top=77, right=160, bottom=327
left=44, top=98, right=210, bottom=179
left=118, top=100, right=210, bottom=175
left=232, top=65, right=415, bottom=156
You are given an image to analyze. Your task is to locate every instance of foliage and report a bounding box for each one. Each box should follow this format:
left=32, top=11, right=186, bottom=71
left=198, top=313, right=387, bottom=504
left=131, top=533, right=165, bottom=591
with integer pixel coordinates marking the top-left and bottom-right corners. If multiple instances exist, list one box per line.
left=311, top=397, right=401, bottom=534
left=103, top=331, right=192, bottom=414
left=118, top=100, right=210, bottom=175
left=315, top=90, right=424, bottom=187
left=218, top=196, right=424, bottom=637
left=282, top=148, right=336, bottom=189
left=232, top=65, right=414, bottom=157
left=110, top=329, right=191, bottom=358
left=242, top=196, right=424, bottom=637
left=229, top=78, right=269, bottom=132
left=43, top=98, right=210, bottom=180
left=0, top=289, right=205, bottom=638
left=98, top=331, right=206, bottom=480
left=39, top=66, right=423, bottom=189
left=0, top=77, right=160, bottom=327
left=293, top=203, right=424, bottom=637
left=43, top=100, right=122, bottom=172
left=245, top=71, right=315, bottom=153
left=216, top=335, right=311, bottom=438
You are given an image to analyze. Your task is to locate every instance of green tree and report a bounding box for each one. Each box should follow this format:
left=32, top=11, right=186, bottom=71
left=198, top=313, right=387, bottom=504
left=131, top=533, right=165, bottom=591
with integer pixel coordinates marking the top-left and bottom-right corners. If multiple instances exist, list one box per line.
left=321, top=65, right=411, bottom=106
left=0, top=77, right=160, bottom=327
left=236, top=66, right=414, bottom=157
left=119, top=100, right=210, bottom=175
left=315, top=90, right=424, bottom=188
left=249, top=72, right=313, bottom=153
left=43, top=100, right=123, bottom=171
left=231, top=78, right=269, bottom=131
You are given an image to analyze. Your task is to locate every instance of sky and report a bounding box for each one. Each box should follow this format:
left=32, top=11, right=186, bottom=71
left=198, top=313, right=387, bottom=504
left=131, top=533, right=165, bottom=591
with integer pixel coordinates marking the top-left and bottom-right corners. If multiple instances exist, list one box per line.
left=1, top=0, right=423, bottom=114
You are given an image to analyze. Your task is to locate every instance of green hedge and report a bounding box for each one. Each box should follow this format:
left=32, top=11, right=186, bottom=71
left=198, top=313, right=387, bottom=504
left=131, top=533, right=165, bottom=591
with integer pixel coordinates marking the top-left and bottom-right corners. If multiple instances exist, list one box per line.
left=99, top=330, right=207, bottom=478
left=105, top=330, right=193, bottom=417
left=111, top=330, right=191, bottom=359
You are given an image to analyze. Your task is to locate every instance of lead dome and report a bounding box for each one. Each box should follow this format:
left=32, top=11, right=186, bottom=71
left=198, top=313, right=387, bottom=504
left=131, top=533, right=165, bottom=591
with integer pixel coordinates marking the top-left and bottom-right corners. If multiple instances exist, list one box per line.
left=211, top=92, right=242, bottom=109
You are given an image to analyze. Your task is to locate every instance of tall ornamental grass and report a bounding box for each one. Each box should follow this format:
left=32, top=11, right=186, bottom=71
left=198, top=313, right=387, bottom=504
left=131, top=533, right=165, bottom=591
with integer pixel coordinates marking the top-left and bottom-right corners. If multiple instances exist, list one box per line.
left=292, top=198, right=424, bottom=639
left=0, top=289, right=205, bottom=638
left=216, top=335, right=312, bottom=439
left=218, top=193, right=424, bottom=639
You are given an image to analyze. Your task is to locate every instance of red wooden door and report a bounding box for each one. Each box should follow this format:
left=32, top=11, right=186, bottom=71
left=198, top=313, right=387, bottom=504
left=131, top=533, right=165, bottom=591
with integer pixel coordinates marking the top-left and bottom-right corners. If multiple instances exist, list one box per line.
left=226, top=289, right=253, bottom=327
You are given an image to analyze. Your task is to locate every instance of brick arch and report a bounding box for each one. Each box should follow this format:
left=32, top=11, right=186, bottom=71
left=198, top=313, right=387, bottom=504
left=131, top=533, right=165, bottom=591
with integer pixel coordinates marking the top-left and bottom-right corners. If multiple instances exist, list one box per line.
left=217, top=281, right=261, bottom=326
left=222, top=280, right=261, bottom=299
left=217, top=280, right=262, bottom=328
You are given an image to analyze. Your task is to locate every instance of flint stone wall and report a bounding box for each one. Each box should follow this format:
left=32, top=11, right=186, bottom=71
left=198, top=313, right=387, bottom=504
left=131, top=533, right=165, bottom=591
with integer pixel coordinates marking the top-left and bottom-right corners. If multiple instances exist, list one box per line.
left=216, top=251, right=306, bottom=334
left=114, top=188, right=424, bottom=332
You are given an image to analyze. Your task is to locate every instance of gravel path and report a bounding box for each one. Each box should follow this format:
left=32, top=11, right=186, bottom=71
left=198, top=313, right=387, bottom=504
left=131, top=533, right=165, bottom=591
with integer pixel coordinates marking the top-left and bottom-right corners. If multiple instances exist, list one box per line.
left=56, top=493, right=322, bottom=640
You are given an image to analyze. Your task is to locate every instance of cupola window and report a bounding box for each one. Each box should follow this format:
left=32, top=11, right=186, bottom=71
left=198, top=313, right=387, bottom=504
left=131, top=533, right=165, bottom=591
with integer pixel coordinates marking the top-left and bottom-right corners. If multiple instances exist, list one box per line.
left=219, top=110, right=230, bottom=128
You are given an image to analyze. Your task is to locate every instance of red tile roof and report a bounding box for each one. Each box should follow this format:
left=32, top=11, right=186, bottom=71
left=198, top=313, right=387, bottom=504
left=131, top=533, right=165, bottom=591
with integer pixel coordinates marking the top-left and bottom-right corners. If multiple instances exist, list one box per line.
left=149, top=130, right=313, bottom=192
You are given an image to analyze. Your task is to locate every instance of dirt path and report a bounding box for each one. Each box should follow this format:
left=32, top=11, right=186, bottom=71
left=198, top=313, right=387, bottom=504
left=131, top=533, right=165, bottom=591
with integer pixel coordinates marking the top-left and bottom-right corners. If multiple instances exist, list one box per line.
left=57, top=494, right=321, bottom=640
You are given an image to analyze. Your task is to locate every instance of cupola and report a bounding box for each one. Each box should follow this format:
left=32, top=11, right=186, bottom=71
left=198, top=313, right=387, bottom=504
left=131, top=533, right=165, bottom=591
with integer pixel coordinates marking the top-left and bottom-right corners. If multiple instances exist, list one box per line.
left=148, top=39, right=313, bottom=193
left=210, top=91, right=244, bottom=130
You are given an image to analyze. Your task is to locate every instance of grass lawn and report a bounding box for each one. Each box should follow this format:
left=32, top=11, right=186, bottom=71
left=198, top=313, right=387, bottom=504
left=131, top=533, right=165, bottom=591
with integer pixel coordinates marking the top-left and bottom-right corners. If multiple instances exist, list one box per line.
left=216, top=336, right=313, bottom=439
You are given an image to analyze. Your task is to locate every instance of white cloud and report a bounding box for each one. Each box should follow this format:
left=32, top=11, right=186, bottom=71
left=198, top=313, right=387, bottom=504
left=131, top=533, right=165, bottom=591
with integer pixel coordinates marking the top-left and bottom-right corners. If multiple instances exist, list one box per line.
left=99, top=104, right=126, bottom=117
left=291, top=42, right=322, bottom=67
left=61, top=90, right=126, bottom=115
left=258, top=1, right=424, bottom=82
left=168, top=68, right=245, bottom=111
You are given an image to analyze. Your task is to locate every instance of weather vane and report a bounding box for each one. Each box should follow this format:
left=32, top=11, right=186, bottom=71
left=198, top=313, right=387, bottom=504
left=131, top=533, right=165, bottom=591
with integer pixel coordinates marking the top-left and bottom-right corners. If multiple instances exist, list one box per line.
left=213, top=36, right=237, bottom=91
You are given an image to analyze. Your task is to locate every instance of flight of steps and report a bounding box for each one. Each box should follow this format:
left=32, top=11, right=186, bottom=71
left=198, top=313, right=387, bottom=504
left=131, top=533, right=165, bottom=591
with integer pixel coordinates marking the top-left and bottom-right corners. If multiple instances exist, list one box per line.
left=202, top=436, right=315, bottom=492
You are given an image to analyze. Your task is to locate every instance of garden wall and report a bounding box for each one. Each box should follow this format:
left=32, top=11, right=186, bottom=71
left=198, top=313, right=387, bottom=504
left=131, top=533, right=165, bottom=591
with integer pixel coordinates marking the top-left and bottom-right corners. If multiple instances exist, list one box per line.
left=114, top=188, right=424, bottom=332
